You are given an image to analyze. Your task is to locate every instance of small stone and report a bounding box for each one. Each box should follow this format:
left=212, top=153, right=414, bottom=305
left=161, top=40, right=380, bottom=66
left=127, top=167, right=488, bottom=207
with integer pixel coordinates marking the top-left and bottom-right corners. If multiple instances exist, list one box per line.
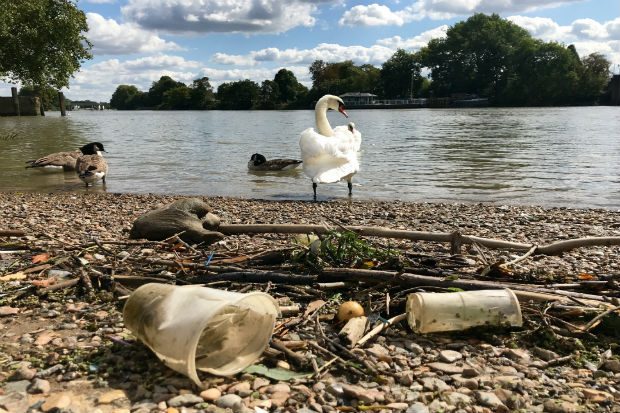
left=386, top=402, right=409, bottom=410
left=4, top=380, right=30, bottom=393
left=406, top=402, right=430, bottom=413
left=227, top=381, right=251, bottom=394
left=97, top=389, right=127, bottom=404
left=427, top=362, right=463, bottom=374
left=602, top=359, right=620, bottom=373
left=276, top=360, right=290, bottom=370
left=0, top=392, right=29, bottom=413
left=166, top=408, right=179, bottom=413
left=270, top=391, right=289, bottom=407
left=476, top=391, right=508, bottom=411
left=264, top=383, right=290, bottom=394
left=27, top=378, right=51, bottom=394
left=253, top=377, right=270, bottom=390
left=167, top=394, right=203, bottom=407
left=533, top=347, right=560, bottom=362
left=505, top=349, right=530, bottom=362
left=41, top=392, right=72, bottom=412
left=405, top=342, right=424, bottom=355
left=9, top=365, right=36, bottom=381
left=420, top=377, right=451, bottom=392
left=200, top=388, right=221, bottom=401
left=442, top=391, right=472, bottom=406
left=215, top=394, right=243, bottom=409
left=543, top=399, right=579, bottom=413
left=439, top=350, right=463, bottom=363
left=0, top=306, right=19, bottom=316
left=582, top=388, right=613, bottom=403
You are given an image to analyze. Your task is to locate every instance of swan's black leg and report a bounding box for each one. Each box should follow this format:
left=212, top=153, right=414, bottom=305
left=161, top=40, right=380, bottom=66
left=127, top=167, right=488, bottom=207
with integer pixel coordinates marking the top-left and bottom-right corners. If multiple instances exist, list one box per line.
left=313, top=183, right=317, bottom=201
left=348, top=181, right=353, bottom=196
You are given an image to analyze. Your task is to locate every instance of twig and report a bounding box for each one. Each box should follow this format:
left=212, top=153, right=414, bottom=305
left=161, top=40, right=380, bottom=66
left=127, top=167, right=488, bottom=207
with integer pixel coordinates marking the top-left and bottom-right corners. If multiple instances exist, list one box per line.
left=0, top=230, right=25, bottom=237
left=582, top=305, right=620, bottom=332
left=501, top=245, right=538, bottom=268
left=357, top=313, right=406, bottom=347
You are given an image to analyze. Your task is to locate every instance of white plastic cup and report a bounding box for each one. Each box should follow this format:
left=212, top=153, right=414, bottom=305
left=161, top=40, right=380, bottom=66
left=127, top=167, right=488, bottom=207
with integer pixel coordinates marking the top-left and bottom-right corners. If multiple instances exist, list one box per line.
left=406, top=289, right=522, bottom=333
left=123, top=283, right=280, bottom=386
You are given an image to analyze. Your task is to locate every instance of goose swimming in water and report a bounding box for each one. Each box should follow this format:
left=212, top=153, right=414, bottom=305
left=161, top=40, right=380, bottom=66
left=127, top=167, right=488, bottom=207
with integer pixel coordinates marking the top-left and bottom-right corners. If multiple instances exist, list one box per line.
left=248, top=153, right=302, bottom=171
left=76, top=142, right=108, bottom=187
left=299, top=95, right=362, bottom=200
left=25, top=142, right=102, bottom=171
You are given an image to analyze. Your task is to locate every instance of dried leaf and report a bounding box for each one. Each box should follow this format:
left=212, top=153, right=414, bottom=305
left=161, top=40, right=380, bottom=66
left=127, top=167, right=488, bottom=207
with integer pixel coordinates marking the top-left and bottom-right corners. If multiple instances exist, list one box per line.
left=578, top=273, right=596, bottom=280
left=31, top=278, right=57, bottom=288
left=31, top=253, right=50, bottom=264
left=304, top=299, right=326, bottom=317
left=0, top=271, right=27, bottom=281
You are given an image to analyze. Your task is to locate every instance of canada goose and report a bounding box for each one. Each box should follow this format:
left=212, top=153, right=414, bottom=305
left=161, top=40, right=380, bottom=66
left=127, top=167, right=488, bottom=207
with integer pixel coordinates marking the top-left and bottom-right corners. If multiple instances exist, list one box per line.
left=76, top=142, right=108, bottom=187
left=248, top=153, right=302, bottom=171
left=299, top=95, right=362, bottom=200
left=25, top=142, right=102, bottom=171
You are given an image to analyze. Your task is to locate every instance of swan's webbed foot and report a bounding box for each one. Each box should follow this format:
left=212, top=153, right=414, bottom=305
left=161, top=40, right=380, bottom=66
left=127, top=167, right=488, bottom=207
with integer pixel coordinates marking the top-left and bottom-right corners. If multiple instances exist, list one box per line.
left=347, top=181, right=352, bottom=196
left=313, top=183, right=317, bottom=201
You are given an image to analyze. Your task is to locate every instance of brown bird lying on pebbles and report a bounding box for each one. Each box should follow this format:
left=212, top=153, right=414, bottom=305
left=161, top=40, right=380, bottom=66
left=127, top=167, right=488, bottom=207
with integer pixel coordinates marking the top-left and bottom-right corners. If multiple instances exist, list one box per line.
left=25, top=141, right=102, bottom=171
left=76, top=142, right=108, bottom=187
left=248, top=153, right=302, bottom=171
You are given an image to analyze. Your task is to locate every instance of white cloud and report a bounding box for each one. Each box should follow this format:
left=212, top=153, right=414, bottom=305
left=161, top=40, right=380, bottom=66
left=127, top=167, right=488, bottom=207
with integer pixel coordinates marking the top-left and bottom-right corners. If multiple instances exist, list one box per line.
left=86, top=13, right=181, bottom=55
left=508, top=15, right=620, bottom=66
left=339, top=4, right=406, bottom=26
left=212, top=43, right=395, bottom=67
left=339, top=0, right=584, bottom=26
left=84, top=0, right=116, bottom=3
left=122, top=0, right=331, bottom=34
left=65, top=55, right=202, bottom=101
left=377, top=25, right=449, bottom=50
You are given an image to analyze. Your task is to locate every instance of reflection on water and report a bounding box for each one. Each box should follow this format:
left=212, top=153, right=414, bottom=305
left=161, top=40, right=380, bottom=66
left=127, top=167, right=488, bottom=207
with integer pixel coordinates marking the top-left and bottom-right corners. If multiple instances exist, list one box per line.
left=1, top=107, right=619, bottom=208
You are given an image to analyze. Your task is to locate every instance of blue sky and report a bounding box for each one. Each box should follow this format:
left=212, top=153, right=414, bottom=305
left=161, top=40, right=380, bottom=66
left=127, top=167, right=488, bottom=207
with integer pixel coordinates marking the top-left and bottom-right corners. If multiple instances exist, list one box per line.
left=3, top=0, right=619, bottom=101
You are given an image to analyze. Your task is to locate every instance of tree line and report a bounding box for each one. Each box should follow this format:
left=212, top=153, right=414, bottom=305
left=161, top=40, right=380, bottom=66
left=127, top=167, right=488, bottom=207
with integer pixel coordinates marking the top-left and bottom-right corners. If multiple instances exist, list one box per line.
left=110, top=14, right=613, bottom=110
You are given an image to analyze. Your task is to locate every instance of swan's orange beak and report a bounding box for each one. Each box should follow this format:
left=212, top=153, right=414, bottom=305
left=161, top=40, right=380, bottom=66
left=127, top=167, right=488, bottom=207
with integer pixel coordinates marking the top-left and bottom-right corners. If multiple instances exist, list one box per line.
left=338, top=104, right=349, bottom=118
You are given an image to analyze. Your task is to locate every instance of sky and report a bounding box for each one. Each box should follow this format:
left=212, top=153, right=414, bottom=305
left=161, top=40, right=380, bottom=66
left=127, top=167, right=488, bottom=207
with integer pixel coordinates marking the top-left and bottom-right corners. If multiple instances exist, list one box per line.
left=2, top=0, right=620, bottom=102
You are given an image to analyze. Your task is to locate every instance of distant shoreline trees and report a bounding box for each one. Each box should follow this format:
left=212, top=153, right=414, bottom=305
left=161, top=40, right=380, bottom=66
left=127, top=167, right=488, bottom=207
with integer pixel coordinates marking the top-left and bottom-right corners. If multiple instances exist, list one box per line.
left=110, top=13, right=613, bottom=110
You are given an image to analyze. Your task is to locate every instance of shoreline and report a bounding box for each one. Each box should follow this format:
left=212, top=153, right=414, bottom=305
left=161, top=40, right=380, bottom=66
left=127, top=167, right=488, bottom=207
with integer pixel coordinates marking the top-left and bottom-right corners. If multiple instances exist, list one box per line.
left=2, top=191, right=620, bottom=412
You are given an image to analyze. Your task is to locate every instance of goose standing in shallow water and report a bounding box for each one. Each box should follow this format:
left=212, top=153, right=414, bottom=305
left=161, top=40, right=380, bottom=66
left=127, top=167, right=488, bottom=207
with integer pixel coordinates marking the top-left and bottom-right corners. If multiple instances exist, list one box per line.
left=25, top=142, right=102, bottom=171
left=76, top=142, right=108, bottom=187
left=299, top=95, right=362, bottom=200
left=248, top=153, right=302, bottom=171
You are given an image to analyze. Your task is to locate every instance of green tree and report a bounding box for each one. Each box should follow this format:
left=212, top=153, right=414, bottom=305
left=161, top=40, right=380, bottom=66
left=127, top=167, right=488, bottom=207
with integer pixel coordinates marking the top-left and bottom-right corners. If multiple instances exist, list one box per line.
left=380, top=49, right=422, bottom=98
left=419, top=13, right=532, bottom=99
left=216, top=80, right=260, bottom=109
left=162, top=86, right=191, bottom=109
left=577, top=52, right=611, bottom=103
left=189, top=77, right=215, bottom=109
left=273, top=69, right=308, bottom=104
left=308, top=60, right=380, bottom=99
left=258, top=80, right=280, bottom=109
left=146, top=76, right=185, bottom=108
left=110, top=85, right=145, bottom=110
left=0, top=0, right=92, bottom=89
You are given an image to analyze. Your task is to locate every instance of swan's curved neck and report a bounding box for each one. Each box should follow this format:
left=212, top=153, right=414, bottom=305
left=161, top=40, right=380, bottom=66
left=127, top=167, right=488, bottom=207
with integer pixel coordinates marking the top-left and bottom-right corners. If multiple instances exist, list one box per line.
left=315, top=100, right=334, bottom=137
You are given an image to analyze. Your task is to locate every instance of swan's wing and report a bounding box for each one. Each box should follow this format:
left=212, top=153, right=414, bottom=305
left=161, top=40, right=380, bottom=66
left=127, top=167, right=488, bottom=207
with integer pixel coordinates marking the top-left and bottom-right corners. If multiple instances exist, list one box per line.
left=333, top=125, right=362, bottom=152
left=300, top=128, right=355, bottom=160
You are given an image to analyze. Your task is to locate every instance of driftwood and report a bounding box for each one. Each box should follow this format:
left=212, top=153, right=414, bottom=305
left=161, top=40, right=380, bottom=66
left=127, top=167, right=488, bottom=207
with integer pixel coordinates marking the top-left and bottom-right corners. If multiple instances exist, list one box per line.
left=218, top=224, right=620, bottom=255
left=0, top=230, right=25, bottom=237
left=338, top=316, right=368, bottom=347
left=321, top=268, right=613, bottom=308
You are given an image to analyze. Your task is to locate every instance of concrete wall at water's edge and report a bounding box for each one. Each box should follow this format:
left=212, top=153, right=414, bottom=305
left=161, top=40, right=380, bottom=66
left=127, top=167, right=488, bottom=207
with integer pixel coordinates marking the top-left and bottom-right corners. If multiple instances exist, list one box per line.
left=0, top=96, right=42, bottom=116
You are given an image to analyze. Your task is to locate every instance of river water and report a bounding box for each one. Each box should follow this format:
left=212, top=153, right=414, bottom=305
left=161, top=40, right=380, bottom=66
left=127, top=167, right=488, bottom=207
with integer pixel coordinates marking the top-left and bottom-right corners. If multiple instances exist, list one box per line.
left=1, top=107, right=619, bottom=208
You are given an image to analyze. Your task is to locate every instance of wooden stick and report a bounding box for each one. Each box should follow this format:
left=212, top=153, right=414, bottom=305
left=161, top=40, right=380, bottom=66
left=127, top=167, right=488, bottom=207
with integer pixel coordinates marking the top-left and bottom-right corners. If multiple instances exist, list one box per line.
left=339, top=316, right=368, bottom=347
left=218, top=224, right=620, bottom=255
left=0, top=230, right=26, bottom=237
left=357, top=313, right=406, bottom=347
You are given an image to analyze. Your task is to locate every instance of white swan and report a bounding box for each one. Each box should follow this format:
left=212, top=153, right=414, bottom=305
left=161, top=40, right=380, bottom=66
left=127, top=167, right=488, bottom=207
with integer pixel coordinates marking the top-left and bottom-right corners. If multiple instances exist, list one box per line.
left=299, top=95, right=362, bottom=200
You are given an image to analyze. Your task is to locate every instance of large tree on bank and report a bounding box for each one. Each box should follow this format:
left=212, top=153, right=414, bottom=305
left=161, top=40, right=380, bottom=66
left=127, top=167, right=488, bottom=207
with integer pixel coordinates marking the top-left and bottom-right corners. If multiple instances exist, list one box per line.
left=0, top=0, right=92, bottom=89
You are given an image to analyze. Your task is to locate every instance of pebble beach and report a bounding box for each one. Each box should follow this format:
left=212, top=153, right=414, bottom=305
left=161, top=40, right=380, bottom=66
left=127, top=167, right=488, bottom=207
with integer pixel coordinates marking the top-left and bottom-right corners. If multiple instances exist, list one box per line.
left=1, top=191, right=620, bottom=413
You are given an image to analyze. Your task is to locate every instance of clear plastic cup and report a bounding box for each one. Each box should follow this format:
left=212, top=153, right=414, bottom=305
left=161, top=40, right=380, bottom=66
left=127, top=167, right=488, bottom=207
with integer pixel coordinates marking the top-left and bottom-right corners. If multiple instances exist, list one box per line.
left=123, top=283, right=280, bottom=386
left=406, top=289, right=522, bottom=333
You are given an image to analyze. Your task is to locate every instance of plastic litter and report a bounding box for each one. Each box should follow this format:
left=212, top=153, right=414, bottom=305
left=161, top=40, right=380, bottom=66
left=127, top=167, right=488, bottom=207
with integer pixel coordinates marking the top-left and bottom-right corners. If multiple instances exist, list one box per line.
left=123, top=283, right=280, bottom=386
left=406, top=289, right=522, bottom=333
